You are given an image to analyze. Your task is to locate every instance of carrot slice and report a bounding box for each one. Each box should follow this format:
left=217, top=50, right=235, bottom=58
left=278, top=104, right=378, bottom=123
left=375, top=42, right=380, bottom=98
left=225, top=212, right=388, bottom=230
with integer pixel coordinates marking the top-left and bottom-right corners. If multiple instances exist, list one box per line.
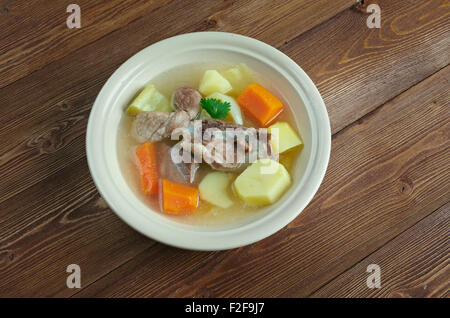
left=135, top=143, right=159, bottom=195
left=237, top=83, right=283, bottom=127
left=162, top=179, right=199, bottom=214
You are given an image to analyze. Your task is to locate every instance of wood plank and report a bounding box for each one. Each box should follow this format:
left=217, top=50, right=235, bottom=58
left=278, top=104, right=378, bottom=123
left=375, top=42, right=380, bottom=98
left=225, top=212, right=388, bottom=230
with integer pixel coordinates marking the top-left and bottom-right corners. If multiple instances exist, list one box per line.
left=0, top=0, right=355, bottom=297
left=203, top=0, right=354, bottom=47
left=0, top=0, right=172, bottom=89
left=0, top=0, right=233, bottom=204
left=1, top=0, right=448, bottom=208
left=0, top=0, right=353, bottom=89
left=282, top=0, right=450, bottom=133
left=74, top=66, right=450, bottom=297
left=0, top=0, right=354, bottom=205
left=0, top=157, right=154, bottom=297
left=311, top=203, right=449, bottom=297
left=0, top=1, right=448, bottom=297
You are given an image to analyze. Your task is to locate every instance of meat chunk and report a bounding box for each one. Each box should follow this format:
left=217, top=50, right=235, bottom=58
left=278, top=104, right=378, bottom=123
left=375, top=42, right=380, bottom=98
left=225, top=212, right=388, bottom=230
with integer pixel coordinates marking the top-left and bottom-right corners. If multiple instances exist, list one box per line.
left=133, top=111, right=169, bottom=142
left=158, top=142, right=199, bottom=184
left=166, top=110, right=190, bottom=134
left=201, top=119, right=244, bottom=134
left=170, top=143, right=199, bottom=183
left=180, top=138, right=246, bottom=171
left=173, top=86, right=201, bottom=120
left=132, top=110, right=190, bottom=143
left=180, top=119, right=275, bottom=171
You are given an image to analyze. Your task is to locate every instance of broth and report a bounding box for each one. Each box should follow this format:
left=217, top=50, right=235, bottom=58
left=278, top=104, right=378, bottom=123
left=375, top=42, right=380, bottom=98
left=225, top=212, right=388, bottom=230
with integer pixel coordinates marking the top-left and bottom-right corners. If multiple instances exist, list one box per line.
left=117, top=63, right=302, bottom=226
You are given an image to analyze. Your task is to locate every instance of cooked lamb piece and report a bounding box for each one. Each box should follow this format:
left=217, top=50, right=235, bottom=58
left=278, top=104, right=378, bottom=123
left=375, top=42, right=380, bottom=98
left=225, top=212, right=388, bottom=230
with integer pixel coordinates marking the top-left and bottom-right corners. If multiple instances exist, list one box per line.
left=173, top=86, right=201, bottom=120
left=180, top=138, right=242, bottom=171
left=166, top=109, right=191, bottom=135
left=170, top=143, right=199, bottom=183
left=133, top=111, right=169, bottom=142
left=158, top=142, right=199, bottom=184
left=179, top=119, right=275, bottom=171
left=133, top=110, right=190, bottom=143
left=202, top=119, right=273, bottom=160
left=200, top=119, right=244, bottom=134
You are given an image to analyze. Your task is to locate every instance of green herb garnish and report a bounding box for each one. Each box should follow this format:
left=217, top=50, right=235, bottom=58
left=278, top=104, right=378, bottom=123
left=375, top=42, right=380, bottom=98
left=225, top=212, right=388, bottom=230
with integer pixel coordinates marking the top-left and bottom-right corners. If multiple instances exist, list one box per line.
left=200, top=98, right=231, bottom=119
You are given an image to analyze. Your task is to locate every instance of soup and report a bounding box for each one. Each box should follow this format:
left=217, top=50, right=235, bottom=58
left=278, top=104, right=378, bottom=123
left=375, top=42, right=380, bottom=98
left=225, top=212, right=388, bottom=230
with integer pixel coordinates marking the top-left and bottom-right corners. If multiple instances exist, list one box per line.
left=117, top=63, right=303, bottom=226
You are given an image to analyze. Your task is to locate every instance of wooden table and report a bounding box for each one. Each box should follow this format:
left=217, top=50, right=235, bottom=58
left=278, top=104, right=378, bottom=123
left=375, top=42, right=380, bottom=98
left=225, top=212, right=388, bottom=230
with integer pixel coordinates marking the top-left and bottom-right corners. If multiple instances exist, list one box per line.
left=0, top=0, right=448, bottom=298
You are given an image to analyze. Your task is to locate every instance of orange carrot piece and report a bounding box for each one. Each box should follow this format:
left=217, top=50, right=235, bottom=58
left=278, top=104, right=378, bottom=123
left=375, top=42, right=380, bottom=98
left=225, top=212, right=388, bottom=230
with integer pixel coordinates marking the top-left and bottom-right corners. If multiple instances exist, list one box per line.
left=162, top=179, right=199, bottom=214
left=237, top=83, right=283, bottom=127
left=135, top=143, right=159, bottom=195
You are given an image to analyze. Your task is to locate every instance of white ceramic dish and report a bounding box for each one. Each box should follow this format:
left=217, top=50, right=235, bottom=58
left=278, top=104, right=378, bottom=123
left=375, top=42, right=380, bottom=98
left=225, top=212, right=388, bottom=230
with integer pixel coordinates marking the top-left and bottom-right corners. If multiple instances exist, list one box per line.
left=86, top=32, right=331, bottom=250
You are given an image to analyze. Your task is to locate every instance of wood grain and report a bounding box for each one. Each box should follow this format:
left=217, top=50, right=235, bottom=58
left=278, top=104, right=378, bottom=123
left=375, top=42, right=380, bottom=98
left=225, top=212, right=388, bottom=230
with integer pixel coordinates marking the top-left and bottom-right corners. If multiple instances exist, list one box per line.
left=0, top=0, right=448, bottom=297
left=0, top=158, right=153, bottom=297
left=1, top=0, right=447, bottom=209
left=0, top=0, right=354, bottom=89
left=0, top=0, right=356, bottom=297
left=74, top=66, right=450, bottom=297
left=312, top=203, right=449, bottom=298
left=0, top=0, right=172, bottom=89
left=203, top=0, right=355, bottom=47
left=0, top=0, right=355, bottom=205
left=0, top=0, right=233, bottom=205
left=282, top=0, right=450, bottom=133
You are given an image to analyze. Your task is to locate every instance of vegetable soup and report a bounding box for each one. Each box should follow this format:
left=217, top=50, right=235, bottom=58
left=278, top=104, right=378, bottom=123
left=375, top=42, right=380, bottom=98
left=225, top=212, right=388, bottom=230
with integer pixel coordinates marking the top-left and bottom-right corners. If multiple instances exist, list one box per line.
left=117, top=63, right=303, bottom=226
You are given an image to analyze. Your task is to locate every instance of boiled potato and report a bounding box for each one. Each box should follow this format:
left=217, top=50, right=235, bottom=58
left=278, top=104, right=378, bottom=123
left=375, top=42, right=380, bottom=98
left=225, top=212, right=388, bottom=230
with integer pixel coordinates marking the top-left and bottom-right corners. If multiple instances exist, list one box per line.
left=198, top=109, right=212, bottom=120
left=199, top=172, right=234, bottom=208
left=207, top=92, right=243, bottom=125
left=199, top=70, right=232, bottom=96
left=268, top=122, right=303, bottom=154
left=234, top=159, right=291, bottom=205
left=127, top=84, right=173, bottom=116
left=221, top=64, right=255, bottom=96
left=279, top=148, right=299, bottom=171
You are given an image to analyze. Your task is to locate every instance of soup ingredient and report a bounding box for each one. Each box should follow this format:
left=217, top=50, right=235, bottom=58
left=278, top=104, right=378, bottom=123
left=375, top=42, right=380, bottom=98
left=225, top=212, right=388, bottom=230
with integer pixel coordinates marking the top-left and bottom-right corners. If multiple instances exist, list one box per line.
left=133, top=110, right=190, bottom=142
left=199, top=70, right=232, bottom=96
left=134, top=111, right=170, bottom=142
left=135, top=142, right=159, bottom=195
left=198, top=109, right=212, bottom=120
left=170, top=143, right=200, bottom=183
left=180, top=140, right=237, bottom=171
left=199, top=172, right=234, bottom=208
left=279, top=148, right=299, bottom=171
left=172, top=86, right=201, bottom=120
left=181, top=119, right=274, bottom=172
left=164, top=111, right=191, bottom=134
left=207, top=92, right=243, bottom=125
left=127, top=84, right=172, bottom=116
left=200, top=118, right=244, bottom=133
left=234, top=159, right=291, bottom=205
left=237, top=84, right=283, bottom=127
left=157, top=143, right=199, bottom=184
left=268, top=122, right=303, bottom=154
left=221, top=64, right=255, bottom=96
left=162, top=179, right=199, bottom=214
left=200, top=98, right=231, bottom=120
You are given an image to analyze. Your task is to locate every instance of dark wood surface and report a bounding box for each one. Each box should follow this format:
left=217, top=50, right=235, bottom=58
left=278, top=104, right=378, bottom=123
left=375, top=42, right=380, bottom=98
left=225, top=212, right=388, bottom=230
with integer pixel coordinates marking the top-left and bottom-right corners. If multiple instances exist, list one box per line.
left=0, top=0, right=448, bottom=297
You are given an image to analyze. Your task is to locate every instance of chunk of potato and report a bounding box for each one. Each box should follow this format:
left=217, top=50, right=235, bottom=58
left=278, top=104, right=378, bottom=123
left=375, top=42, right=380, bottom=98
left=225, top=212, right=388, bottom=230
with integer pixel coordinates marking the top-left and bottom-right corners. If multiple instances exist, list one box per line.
left=221, top=64, right=256, bottom=96
left=207, top=92, right=243, bottom=125
left=127, top=84, right=172, bottom=116
left=279, top=148, right=300, bottom=171
left=268, top=122, right=303, bottom=154
left=198, top=109, right=212, bottom=120
left=234, top=159, right=291, bottom=205
left=199, top=70, right=232, bottom=96
left=199, top=172, right=234, bottom=208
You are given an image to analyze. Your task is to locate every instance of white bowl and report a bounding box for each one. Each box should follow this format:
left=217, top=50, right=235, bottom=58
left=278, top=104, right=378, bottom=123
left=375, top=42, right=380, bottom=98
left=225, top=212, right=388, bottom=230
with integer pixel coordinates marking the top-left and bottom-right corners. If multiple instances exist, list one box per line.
left=86, top=32, right=331, bottom=251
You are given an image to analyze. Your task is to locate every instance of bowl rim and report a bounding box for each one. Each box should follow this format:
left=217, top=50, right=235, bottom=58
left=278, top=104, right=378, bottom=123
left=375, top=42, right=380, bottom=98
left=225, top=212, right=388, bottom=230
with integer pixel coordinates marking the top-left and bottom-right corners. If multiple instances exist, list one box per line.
left=86, top=31, right=331, bottom=251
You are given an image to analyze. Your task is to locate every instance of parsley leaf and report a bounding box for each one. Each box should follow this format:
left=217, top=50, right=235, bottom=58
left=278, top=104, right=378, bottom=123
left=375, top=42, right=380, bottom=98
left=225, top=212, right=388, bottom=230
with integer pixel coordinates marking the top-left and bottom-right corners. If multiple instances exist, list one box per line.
left=200, top=98, right=231, bottom=119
